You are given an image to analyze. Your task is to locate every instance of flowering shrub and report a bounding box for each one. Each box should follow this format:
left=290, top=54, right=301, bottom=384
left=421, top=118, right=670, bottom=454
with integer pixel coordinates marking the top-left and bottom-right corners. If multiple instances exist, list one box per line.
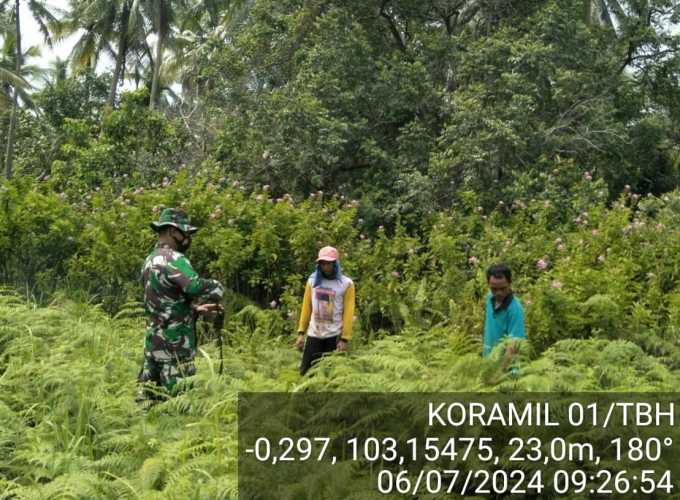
left=2, top=175, right=680, bottom=361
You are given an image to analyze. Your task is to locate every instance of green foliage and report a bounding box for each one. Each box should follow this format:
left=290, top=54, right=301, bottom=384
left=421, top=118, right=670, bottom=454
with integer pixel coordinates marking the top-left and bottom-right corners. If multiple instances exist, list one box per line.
left=2, top=0, right=678, bottom=222
left=3, top=173, right=680, bottom=364
left=35, top=71, right=110, bottom=128
left=0, top=180, right=80, bottom=301
left=1, top=279, right=679, bottom=496
left=46, top=89, right=192, bottom=194
left=0, top=0, right=676, bottom=233
left=196, top=0, right=680, bottom=222
left=1, top=0, right=680, bottom=493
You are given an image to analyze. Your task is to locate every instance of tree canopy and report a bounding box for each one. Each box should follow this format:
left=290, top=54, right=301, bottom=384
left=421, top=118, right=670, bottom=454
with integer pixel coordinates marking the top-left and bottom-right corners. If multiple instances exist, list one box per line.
left=0, top=0, right=676, bottom=224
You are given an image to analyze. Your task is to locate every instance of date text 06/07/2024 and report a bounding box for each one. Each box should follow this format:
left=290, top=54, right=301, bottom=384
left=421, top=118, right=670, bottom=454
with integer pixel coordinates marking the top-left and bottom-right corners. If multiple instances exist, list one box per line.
left=376, top=469, right=673, bottom=496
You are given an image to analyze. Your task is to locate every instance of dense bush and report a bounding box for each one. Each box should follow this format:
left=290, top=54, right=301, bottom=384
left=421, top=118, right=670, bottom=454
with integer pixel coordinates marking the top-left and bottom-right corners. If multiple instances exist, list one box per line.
left=3, top=174, right=680, bottom=362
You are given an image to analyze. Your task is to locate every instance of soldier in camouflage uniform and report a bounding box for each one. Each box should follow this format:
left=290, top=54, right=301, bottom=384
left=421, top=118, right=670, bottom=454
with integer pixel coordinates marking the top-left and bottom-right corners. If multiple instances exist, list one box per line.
left=138, top=208, right=224, bottom=398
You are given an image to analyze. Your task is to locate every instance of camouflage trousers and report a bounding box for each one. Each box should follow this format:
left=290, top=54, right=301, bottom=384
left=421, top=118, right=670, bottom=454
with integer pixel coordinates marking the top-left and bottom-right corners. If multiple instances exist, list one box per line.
left=138, top=332, right=196, bottom=399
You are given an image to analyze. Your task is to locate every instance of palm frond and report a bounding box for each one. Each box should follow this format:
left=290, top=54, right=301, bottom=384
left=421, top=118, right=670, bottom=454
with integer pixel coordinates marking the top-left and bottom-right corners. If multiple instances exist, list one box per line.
left=27, top=0, right=58, bottom=48
left=0, top=67, right=30, bottom=89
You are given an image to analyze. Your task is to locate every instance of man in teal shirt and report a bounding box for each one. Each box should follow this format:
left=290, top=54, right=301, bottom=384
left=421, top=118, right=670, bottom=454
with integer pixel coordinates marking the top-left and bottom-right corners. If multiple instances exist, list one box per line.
left=483, top=264, right=526, bottom=359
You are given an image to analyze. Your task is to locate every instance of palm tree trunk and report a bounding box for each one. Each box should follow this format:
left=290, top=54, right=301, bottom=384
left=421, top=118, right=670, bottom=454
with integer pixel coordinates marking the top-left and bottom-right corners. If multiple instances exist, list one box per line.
left=5, top=0, right=21, bottom=179
left=149, top=1, right=168, bottom=110
left=108, top=0, right=132, bottom=107
left=583, top=0, right=593, bottom=25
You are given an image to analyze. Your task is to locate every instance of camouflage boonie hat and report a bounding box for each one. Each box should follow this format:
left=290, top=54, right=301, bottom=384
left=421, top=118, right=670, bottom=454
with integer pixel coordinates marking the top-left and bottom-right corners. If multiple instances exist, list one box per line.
left=150, top=208, right=198, bottom=234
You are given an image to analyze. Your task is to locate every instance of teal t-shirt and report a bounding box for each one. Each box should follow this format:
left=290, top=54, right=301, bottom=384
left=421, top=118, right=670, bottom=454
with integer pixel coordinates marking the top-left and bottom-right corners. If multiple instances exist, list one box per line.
left=483, top=293, right=526, bottom=357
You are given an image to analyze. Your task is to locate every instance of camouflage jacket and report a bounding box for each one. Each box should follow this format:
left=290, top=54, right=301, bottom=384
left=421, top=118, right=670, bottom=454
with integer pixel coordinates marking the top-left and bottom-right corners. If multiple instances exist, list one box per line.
left=141, top=243, right=224, bottom=356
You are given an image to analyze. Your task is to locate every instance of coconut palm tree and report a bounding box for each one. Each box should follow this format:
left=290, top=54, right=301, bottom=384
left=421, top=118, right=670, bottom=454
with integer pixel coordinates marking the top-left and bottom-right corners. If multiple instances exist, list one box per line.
left=42, top=56, right=68, bottom=85
left=0, top=38, right=43, bottom=109
left=57, top=0, right=148, bottom=106
left=0, top=0, right=56, bottom=178
left=0, top=9, right=31, bottom=110
left=133, top=0, right=188, bottom=109
left=167, top=0, right=251, bottom=101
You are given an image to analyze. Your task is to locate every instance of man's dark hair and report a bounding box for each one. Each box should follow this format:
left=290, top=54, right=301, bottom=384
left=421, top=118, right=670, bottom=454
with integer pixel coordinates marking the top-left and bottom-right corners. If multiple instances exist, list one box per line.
left=486, top=263, right=512, bottom=282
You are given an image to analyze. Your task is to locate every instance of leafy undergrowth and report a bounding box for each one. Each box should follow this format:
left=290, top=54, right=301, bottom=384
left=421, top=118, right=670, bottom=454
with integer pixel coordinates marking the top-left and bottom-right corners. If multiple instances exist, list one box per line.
left=0, top=291, right=678, bottom=499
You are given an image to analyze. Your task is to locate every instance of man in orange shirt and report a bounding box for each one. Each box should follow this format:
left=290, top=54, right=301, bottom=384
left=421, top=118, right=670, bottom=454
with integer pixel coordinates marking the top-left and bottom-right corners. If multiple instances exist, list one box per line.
left=294, top=246, right=356, bottom=375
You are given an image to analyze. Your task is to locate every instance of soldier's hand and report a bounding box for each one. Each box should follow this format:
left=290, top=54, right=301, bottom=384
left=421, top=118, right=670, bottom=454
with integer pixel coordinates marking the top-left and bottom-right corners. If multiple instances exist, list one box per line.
left=195, top=303, right=223, bottom=315
left=294, top=333, right=305, bottom=351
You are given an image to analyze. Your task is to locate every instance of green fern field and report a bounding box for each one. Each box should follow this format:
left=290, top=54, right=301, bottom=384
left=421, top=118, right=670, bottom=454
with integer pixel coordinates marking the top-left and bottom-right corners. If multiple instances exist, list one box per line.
left=2, top=0, right=680, bottom=496
left=3, top=170, right=680, bottom=498
left=1, top=285, right=679, bottom=498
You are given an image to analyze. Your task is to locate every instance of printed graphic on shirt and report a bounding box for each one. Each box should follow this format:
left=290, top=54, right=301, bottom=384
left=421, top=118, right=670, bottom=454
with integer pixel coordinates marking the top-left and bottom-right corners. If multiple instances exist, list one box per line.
left=314, top=287, right=336, bottom=323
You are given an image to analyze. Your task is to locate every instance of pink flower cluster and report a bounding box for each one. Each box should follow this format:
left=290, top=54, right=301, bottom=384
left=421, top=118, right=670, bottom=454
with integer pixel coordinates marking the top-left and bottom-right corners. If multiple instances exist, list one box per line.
left=209, top=205, right=223, bottom=220
left=574, top=211, right=588, bottom=226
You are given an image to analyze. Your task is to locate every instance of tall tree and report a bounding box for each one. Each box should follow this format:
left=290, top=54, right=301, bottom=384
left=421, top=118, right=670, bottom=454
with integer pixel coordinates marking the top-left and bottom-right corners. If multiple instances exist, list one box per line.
left=0, top=45, right=31, bottom=112
left=43, top=56, right=68, bottom=85
left=0, top=36, right=42, bottom=108
left=57, top=0, right=145, bottom=107
left=109, top=0, right=132, bottom=106
left=168, top=0, right=235, bottom=100
left=1, top=0, right=55, bottom=178
left=0, top=38, right=34, bottom=179
left=4, top=0, right=21, bottom=178
left=135, top=0, right=175, bottom=109
left=148, top=0, right=168, bottom=109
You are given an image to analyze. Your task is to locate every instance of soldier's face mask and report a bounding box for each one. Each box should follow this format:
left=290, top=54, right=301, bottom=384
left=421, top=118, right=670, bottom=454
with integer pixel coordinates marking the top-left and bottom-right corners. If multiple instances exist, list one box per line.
left=173, top=228, right=192, bottom=252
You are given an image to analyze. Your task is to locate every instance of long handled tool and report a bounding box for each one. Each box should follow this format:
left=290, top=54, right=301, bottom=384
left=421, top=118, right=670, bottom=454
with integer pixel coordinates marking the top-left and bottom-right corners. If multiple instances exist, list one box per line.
left=214, top=309, right=225, bottom=376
